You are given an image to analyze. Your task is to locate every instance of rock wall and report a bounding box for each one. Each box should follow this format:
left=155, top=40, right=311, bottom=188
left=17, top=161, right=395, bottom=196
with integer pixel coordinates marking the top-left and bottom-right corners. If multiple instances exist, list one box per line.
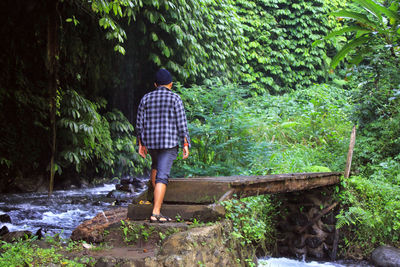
left=145, top=221, right=256, bottom=267
left=276, top=186, right=339, bottom=259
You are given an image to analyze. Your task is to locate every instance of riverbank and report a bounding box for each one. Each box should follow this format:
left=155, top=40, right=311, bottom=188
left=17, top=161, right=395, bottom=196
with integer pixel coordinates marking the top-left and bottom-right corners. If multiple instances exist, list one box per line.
left=0, top=206, right=384, bottom=267
left=1, top=206, right=257, bottom=266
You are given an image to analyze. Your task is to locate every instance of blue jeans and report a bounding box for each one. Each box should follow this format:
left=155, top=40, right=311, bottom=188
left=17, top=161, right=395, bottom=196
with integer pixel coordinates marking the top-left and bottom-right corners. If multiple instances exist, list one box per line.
left=148, top=146, right=178, bottom=185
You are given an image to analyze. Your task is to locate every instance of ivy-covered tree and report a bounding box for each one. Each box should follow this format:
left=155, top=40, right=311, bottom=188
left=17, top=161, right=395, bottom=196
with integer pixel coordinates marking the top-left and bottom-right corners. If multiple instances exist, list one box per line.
left=235, top=0, right=343, bottom=93
left=0, top=0, right=245, bottom=192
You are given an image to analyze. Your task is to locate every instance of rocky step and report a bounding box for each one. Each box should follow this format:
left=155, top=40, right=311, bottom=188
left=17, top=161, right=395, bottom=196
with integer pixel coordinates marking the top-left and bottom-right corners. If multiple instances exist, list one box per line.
left=128, top=203, right=225, bottom=222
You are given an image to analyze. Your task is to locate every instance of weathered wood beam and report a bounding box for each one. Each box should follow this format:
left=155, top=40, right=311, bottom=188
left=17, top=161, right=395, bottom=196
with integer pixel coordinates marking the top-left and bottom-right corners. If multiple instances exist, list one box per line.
left=132, top=172, right=342, bottom=204
left=231, top=173, right=341, bottom=198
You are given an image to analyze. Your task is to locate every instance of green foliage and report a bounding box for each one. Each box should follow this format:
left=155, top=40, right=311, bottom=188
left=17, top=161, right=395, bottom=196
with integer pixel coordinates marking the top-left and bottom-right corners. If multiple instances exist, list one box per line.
left=223, top=195, right=279, bottom=252
left=57, top=90, right=148, bottom=179
left=128, top=0, right=244, bottom=82
left=337, top=175, right=400, bottom=257
left=235, top=0, right=344, bottom=93
left=81, top=0, right=244, bottom=81
left=322, top=0, right=400, bottom=69
left=173, top=81, right=351, bottom=177
left=346, top=35, right=400, bottom=171
left=0, top=238, right=90, bottom=266
left=120, top=220, right=155, bottom=244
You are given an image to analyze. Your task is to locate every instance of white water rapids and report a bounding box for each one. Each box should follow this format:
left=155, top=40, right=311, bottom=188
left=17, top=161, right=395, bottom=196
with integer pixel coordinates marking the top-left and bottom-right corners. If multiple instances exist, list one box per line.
left=0, top=183, right=130, bottom=238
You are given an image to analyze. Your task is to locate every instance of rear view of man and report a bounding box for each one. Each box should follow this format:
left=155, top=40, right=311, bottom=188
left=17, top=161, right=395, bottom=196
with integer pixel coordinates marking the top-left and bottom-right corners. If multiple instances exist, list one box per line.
left=136, top=69, right=190, bottom=223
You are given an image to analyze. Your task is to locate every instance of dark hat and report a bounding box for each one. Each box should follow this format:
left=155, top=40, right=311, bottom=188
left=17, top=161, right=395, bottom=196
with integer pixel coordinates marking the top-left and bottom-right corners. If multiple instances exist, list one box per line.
left=155, top=69, right=172, bottom=85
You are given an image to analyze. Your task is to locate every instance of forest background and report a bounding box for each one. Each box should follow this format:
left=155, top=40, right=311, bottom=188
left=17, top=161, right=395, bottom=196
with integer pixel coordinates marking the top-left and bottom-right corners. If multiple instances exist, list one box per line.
left=1, top=0, right=400, bottom=259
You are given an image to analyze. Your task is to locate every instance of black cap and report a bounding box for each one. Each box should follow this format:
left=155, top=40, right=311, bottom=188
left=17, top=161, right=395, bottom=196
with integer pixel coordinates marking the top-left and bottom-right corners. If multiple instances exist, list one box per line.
left=155, top=69, right=172, bottom=85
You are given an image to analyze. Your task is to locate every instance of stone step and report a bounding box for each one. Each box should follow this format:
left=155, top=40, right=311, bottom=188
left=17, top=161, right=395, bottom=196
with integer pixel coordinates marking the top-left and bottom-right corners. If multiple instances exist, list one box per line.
left=127, top=203, right=225, bottom=222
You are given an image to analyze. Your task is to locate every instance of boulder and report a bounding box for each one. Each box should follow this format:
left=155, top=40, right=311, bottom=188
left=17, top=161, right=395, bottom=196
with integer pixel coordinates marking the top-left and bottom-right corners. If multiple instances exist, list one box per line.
left=145, top=221, right=257, bottom=267
left=1, top=231, right=32, bottom=242
left=106, top=190, right=132, bottom=199
left=8, top=173, right=46, bottom=193
left=371, top=246, right=400, bottom=267
left=0, top=226, right=9, bottom=236
left=70, top=207, right=127, bottom=243
left=0, top=214, right=11, bottom=223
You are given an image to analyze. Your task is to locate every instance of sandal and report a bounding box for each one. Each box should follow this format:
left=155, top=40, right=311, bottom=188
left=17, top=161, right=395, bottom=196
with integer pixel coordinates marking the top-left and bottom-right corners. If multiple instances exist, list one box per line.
left=150, top=213, right=173, bottom=223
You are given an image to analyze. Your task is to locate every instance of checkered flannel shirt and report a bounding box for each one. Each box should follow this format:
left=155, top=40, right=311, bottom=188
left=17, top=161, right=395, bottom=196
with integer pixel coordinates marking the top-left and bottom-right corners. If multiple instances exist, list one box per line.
left=136, top=86, right=190, bottom=149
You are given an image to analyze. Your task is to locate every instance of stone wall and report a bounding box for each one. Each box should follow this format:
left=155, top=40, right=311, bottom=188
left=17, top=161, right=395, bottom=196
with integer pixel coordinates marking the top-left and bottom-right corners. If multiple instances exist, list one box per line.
left=145, top=221, right=256, bottom=267
left=276, top=186, right=339, bottom=260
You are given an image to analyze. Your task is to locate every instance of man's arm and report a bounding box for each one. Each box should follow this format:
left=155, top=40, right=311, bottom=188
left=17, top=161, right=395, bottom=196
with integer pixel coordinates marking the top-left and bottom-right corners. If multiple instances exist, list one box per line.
left=138, top=138, right=147, bottom=159
left=136, top=98, right=147, bottom=158
left=183, top=137, right=189, bottom=159
left=175, top=97, right=190, bottom=159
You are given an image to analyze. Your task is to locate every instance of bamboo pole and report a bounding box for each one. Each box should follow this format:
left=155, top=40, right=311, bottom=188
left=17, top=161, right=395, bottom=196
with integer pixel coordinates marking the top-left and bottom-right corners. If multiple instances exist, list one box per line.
left=344, top=125, right=356, bottom=179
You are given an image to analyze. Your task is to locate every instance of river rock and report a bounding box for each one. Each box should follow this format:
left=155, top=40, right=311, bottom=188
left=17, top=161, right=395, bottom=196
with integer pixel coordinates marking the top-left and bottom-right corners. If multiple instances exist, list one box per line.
left=1, top=230, right=32, bottom=242
left=371, top=246, right=400, bottom=267
left=71, top=207, right=127, bottom=243
left=8, top=173, right=46, bottom=193
left=0, top=214, right=11, bottom=223
left=0, top=226, right=9, bottom=236
left=106, top=190, right=132, bottom=199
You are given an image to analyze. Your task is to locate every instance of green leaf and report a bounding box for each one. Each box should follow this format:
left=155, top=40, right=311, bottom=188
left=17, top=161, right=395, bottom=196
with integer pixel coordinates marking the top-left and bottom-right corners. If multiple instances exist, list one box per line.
left=114, top=45, right=126, bottom=55
left=354, top=0, right=383, bottom=22
left=325, top=26, right=371, bottom=39
left=330, top=36, right=370, bottom=69
left=330, top=10, right=378, bottom=29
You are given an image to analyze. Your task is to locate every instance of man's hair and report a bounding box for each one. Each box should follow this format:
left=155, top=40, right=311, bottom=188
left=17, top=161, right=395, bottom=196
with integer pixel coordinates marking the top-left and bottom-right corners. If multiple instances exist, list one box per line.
left=155, top=69, right=172, bottom=85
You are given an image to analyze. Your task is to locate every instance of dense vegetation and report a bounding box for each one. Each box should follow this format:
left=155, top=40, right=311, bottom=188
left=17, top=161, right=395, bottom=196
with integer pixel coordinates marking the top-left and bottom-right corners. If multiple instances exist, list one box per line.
left=1, top=0, right=400, bottom=261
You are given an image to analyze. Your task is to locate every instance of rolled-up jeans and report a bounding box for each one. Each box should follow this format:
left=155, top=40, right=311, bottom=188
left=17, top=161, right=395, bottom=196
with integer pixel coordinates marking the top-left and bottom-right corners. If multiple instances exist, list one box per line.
left=148, top=146, right=178, bottom=185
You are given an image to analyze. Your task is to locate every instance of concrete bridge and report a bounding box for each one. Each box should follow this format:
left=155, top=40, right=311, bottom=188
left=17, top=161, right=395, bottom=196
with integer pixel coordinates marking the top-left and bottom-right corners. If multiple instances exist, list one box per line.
left=128, top=172, right=342, bottom=259
left=128, top=172, right=341, bottom=221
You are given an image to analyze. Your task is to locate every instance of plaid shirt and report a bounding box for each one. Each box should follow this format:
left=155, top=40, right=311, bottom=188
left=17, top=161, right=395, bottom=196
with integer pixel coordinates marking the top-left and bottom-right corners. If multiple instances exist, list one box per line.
left=136, top=86, right=190, bottom=149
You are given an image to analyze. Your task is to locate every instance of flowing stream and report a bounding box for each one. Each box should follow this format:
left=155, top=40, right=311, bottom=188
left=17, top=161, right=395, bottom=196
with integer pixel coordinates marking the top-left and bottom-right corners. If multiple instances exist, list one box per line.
left=0, top=183, right=372, bottom=266
left=258, top=257, right=372, bottom=267
left=0, top=183, right=141, bottom=238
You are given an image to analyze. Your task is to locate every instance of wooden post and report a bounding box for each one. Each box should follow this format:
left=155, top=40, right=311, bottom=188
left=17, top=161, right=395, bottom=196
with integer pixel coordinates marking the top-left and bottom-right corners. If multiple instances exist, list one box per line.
left=344, top=125, right=356, bottom=179
left=47, top=0, right=59, bottom=197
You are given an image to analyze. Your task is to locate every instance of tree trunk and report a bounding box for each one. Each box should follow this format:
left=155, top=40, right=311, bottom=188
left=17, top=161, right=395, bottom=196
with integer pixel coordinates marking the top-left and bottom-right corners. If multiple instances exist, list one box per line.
left=47, top=0, right=59, bottom=196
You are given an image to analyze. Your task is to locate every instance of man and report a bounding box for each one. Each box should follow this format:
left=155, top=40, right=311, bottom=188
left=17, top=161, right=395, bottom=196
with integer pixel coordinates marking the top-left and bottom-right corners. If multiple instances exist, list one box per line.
left=136, top=68, right=190, bottom=223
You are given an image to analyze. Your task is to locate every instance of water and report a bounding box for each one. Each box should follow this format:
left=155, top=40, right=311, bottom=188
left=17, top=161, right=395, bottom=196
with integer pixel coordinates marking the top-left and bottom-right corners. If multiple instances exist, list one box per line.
left=259, top=257, right=343, bottom=267
left=0, top=183, right=143, bottom=238
left=258, top=257, right=373, bottom=267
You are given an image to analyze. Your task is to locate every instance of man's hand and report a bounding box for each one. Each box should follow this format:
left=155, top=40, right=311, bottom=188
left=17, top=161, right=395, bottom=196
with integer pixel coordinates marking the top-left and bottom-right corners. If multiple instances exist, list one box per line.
left=139, top=143, right=147, bottom=158
left=183, top=146, right=189, bottom=159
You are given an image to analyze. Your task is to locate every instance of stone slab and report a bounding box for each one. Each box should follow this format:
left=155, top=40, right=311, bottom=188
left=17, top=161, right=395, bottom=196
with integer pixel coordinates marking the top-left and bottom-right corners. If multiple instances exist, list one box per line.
left=128, top=204, right=225, bottom=222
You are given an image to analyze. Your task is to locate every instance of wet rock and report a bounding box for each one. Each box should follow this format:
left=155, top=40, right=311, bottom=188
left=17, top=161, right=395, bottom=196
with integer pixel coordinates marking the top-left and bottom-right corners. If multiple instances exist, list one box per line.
left=0, top=214, right=11, bottom=223
left=322, top=224, right=335, bottom=233
left=306, top=236, right=322, bottom=249
left=1, top=231, right=32, bottom=242
left=308, top=245, right=325, bottom=259
left=116, top=184, right=135, bottom=193
left=120, top=177, right=132, bottom=185
left=35, top=228, right=45, bottom=239
left=321, top=212, right=336, bottom=225
left=8, top=174, right=46, bottom=193
left=293, top=234, right=305, bottom=248
left=288, top=213, right=308, bottom=227
left=106, top=190, right=132, bottom=199
left=371, top=246, right=400, bottom=267
left=110, top=177, right=120, bottom=184
left=71, top=207, right=127, bottom=243
left=0, top=226, right=9, bottom=236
